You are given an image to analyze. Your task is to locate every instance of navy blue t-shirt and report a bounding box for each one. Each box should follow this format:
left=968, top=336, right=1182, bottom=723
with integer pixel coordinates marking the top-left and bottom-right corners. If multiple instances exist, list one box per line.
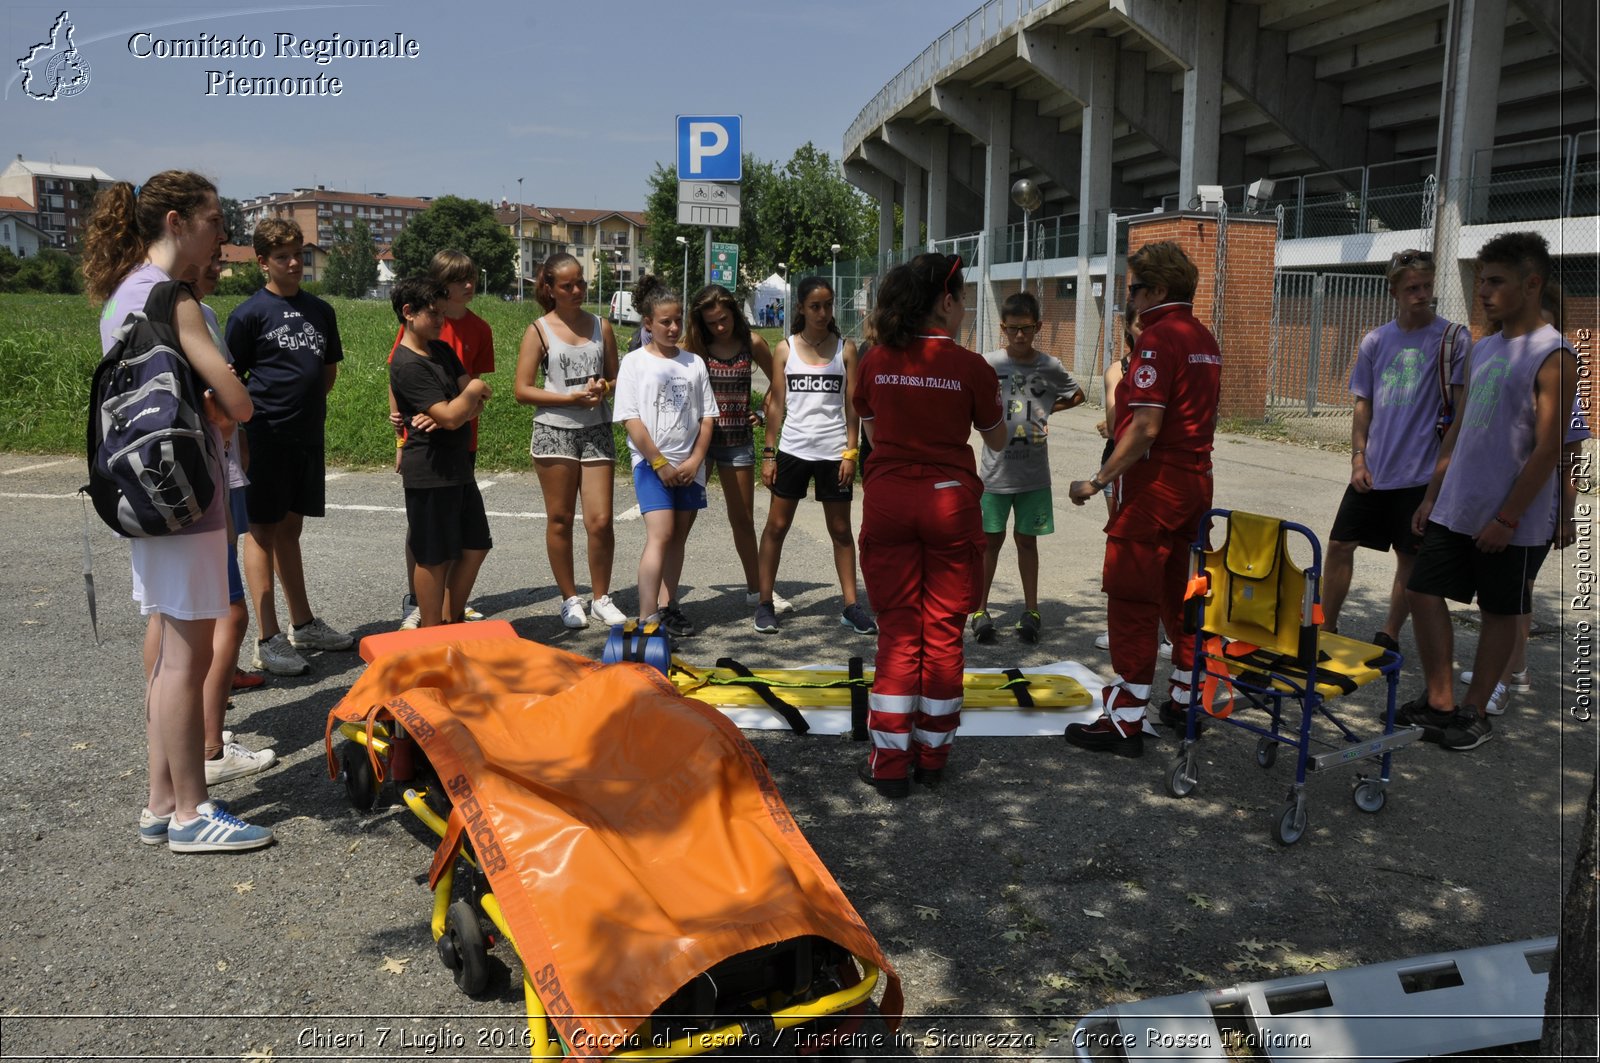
left=224, top=287, right=344, bottom=442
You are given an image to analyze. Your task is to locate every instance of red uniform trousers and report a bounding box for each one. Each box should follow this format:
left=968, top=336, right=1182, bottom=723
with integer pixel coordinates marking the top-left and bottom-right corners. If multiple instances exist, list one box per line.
left=1104, top=459, right=1213, bottom=693
left=858, top=466, right=985, bottom=780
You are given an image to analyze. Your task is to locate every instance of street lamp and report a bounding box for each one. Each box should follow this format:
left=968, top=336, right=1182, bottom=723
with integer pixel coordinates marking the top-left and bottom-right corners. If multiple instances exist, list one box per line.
left=1010, top=178, right=1042, bottom=295
left=516, top=177, right=524, bottom=303
left=675, top=235, right=689, bottom=294
left=830, top=243, right=841, bottom=297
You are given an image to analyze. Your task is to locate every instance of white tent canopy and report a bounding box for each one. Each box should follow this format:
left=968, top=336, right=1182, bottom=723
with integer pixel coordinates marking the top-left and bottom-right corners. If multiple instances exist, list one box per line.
left=746, top=272, right=788, bottom=325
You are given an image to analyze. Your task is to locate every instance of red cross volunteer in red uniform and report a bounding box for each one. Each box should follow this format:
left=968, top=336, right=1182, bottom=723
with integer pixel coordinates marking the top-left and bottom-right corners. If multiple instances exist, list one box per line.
left=853, top=253, right=1007, bottom=797
left=1066, top=241, right=1222, bottom=758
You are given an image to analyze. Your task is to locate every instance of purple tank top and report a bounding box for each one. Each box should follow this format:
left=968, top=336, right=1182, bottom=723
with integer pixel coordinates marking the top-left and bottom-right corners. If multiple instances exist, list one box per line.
left=704, top=347, right=752, bottom=448
left=1431, top=325, right=1566, bottom=546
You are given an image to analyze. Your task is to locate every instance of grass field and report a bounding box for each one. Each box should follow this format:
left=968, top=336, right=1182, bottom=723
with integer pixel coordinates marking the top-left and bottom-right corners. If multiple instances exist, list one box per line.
left=2, top=293, right=778, bottom=472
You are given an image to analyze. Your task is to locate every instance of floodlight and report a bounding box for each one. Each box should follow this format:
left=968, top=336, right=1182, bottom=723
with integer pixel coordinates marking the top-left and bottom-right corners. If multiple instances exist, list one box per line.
left=1196, top=184, right=1225, bottom=210
left=1245, top=177, right=1277, bottom=212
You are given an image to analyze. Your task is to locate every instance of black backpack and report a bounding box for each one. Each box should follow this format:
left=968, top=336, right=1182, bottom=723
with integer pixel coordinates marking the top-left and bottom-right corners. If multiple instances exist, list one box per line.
left=86, top=280, right=218, bottom=536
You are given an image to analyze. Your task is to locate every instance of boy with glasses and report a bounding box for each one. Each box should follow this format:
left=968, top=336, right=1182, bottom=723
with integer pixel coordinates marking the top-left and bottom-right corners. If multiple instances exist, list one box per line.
left=1322, top=249, right=1470, bottom=651
left=970, top=292, right=1083, bottom=644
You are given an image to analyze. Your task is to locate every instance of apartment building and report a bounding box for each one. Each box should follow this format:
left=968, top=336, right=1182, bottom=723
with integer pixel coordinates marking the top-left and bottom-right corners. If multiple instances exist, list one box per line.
left=0, top=156, right=117, bottom=249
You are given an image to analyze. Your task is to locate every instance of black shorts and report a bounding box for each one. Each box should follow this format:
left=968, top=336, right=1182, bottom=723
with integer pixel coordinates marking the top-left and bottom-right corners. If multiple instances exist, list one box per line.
left=772, top=451, right=853, bottom=503
left=1328, top=483, right=1427, bottom=555
left=1407, top=521, right=1550, bottom=615
left=243, top=429, right=325, bottom=524
left=405, top=481, right=492, bottom=566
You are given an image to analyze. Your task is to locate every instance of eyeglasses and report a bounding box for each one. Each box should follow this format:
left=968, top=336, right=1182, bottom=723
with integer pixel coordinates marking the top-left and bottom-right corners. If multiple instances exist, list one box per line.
left=1391, top=250, right=1434, bottom=268
left=1000, top=324, right=1039, bottom=335
left=1127, top=282, right=1152, bottom=297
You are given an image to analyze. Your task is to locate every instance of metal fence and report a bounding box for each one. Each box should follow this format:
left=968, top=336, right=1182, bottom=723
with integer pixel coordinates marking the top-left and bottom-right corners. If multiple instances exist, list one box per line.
left=1268, top=272, right=1393, bottom=425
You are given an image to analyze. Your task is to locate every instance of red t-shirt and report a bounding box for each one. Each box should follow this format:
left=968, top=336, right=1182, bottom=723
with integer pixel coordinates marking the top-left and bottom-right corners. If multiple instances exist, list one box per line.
left=1114, top=302, right=1221, bottom=470
left=388, top=308, right=495, bottom=450
left=853, top=332, right=1003, bottom=492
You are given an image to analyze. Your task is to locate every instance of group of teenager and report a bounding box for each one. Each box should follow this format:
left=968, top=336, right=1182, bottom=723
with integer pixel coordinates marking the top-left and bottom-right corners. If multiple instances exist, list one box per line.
left=85, top=167, right=1583, bottom=849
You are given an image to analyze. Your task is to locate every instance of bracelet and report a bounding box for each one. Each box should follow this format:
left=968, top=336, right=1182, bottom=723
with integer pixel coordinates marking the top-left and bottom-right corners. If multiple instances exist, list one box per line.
left=761, top=447, right=776, bottom=456
left=840, top=448, right=860, bottom=461
left=395, top=438, right=405, bottom=449
left=1351, top=449, right=1364, bottom=458
left=761, top=455, right=776, bottom=463
left=650, top=455, right=669, bottom=471
left=1494, top=511, right=1519, bottom=530
left=1089, top=477, right=1106, bottom=492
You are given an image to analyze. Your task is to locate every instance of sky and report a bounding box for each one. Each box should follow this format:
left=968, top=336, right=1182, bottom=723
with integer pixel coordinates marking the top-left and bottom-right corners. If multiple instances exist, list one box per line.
left=3, top=0, right=986, bottom=212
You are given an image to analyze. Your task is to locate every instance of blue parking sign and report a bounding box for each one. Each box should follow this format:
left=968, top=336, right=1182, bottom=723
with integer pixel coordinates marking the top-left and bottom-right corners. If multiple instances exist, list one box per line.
left=677, top=115, right=742, bottom=181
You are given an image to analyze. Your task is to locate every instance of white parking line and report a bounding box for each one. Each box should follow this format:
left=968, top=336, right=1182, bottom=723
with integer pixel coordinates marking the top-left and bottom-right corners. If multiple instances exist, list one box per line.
left=2, top=460, right=72, bottom=476
left=323, top=502, right=545, bottom=519
left=617, top=504, right=641, bottom=521
left=477, top=479, right=497, bottom=491
left=0, top=491, right=76, bottom=500
left=324, top=472, right=347, bottom=482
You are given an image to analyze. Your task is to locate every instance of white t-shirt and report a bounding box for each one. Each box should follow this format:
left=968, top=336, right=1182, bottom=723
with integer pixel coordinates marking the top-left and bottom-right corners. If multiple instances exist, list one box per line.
left=613, top=348, right=719, bottom=483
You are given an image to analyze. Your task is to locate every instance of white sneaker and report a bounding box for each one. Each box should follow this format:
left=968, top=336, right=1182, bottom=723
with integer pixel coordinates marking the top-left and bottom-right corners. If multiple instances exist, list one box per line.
left=1158, top=637, right=1173, bottom=660
left=1094, top=631, right=1111, bottom=650
left=1485, top=682, right=1509, bottom=716
left=1462, top=669, right=1530, bottom=694
left=590, top=595, right=627, bottom=626
left=560, top=595, right=590, bottom=629
left=399, top=606, right=421, bottom=631
left=463, top=605, right=486, bottom=622
left=288, top=617, right=353, bottom=651
left=253, top=632, right=309, bottom=676
left=746, top=591, right=795, bottom=615
left=205, top=739, right=278, bottom=785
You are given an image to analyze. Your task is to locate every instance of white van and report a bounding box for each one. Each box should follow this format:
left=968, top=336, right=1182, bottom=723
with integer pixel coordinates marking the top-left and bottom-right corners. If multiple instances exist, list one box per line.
left=609, top=290, right=641, bottom=326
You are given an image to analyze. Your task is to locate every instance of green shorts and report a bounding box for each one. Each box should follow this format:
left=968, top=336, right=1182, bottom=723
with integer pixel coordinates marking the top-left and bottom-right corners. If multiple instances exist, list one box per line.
left=980, top=486, right=1055, bottom=536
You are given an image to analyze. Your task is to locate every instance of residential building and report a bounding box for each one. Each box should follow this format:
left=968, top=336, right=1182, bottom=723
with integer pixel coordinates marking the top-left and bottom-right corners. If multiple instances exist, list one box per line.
left=0, top=156, right=117, bottom=249
left=497, top=202, right=648, bottom=298
left=495, top=202, right=563, bottom=290
left=239, top=186, right=431, bottom=250
left=0, top=195, right=47, bottom=257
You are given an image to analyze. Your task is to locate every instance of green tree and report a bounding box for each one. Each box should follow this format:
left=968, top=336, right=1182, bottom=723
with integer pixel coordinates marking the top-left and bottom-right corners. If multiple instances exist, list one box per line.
left=12, top=248, right=80, bottom=293
left=324, top=219, right=379, bottom=298
left=216, top=259, right=264, bottom=296
left=0, top=247, right=20, bottom=292
left=391, top=196, right=516, bottom=293
left=220, top=196, right=248, bottom=244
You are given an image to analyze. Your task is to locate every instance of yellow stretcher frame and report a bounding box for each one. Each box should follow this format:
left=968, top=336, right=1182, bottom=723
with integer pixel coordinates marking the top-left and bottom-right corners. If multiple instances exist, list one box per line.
left=340, top=722, right=884, bottom=1061
left=668, top=657, right=1093, bottom=710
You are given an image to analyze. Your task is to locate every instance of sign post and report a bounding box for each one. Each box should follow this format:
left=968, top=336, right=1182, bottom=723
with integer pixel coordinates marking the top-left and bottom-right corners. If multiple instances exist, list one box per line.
left=710, top=241, right=739, bottom=287
left=677, top=115, right=742, bottom=287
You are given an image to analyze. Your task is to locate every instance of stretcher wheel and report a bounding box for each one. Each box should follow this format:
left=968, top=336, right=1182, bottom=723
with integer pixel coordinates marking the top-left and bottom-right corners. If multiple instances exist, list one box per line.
left=1255, top=737, right=1278, bottom=769
left=1352, top=779, right=1387, bottom=814
left=1272, top=802, right=1307, bottom=846
left=438, top=900, right=488, bottom=995
left=1164, top=756, right=1197, bottom=798
left=340, top=742, right=379, bottom=811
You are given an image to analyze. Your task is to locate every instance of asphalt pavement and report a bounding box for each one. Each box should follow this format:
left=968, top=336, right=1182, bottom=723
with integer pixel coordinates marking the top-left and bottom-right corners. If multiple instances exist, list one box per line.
left=0, top=420, right=1593, bottom=1060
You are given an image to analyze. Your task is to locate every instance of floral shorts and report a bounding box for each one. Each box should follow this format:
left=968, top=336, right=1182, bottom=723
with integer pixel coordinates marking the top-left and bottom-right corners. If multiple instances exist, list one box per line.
left=530, top=421, right=615, bottom=463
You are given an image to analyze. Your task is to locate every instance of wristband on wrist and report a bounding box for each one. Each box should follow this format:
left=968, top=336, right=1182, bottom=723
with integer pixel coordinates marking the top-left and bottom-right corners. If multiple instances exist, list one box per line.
left=1494, top=511, right=1518, bottom=530
left=1351, top=449, right=1365, bottom=458
left=1089, top=477, right=1106, bottom=492
left=396, top=438, right=405, bottom=449
left=650, top=455, right=669, bottom=471
left=841, top=448, right=860, bottom=461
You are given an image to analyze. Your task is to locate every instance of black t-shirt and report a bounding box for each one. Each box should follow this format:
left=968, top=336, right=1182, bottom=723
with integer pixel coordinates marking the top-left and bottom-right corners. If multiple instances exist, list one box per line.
left=390, top=341, right=472, bottom=489
left=224, top=287, right=344, bottom=442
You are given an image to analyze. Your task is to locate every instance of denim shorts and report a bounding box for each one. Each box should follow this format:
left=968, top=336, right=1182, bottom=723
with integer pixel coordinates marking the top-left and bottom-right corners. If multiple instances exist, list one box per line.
left=708, top=441, right=755, bottom=468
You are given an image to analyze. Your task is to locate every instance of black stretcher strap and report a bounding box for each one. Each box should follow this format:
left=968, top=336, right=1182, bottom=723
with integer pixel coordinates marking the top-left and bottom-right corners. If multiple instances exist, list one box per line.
left=715, top=657, right=811, bottom=734
left=849, top=657, right=868, bottom=741
left=1001, top=668, right=1035, bottom=707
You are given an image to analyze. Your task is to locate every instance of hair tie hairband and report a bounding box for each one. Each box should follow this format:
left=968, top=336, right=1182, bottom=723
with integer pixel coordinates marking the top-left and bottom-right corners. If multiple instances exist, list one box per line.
left=132, top=184, right=142, bottom=197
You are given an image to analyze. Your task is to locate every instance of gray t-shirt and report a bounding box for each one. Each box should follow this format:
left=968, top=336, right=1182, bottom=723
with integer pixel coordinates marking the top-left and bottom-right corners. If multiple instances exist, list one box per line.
left=532, top=313, right=610, bottom=430
left=979, top=350, right=1081, bottom=493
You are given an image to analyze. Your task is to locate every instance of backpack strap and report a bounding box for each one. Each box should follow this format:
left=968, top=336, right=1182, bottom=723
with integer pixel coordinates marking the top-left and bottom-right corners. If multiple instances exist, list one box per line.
left=142, top=279, right=196, bottom=329
left=1438, top=323, right=1464, bottom=417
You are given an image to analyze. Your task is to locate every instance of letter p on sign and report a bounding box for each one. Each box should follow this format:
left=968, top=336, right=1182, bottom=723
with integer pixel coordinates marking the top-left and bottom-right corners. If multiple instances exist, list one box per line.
left=677, top=115, right=742, bottom=182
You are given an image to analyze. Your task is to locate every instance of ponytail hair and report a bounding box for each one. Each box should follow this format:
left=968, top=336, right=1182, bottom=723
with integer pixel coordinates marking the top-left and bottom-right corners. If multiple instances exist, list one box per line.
left=790, top=276, right=840, bottom=336
left=683, top=283, right=750, bottom=355
left=634, top=273, right=680, bottom=321
left=869, top=252, right=962, bottom=349
left=82, top=170, right=218, bottom=302
left=533, top=251, right=582, bottom=311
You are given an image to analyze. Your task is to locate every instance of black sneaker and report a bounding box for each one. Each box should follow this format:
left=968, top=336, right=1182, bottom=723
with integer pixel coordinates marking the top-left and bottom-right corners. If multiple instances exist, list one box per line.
left=969, top=610, right=996, bottom=644
left=1015, top=610, right=1042, bottom=644
left=857, top=761, right=909, bottom=799
left=1440, top=707, right=1493, bottom=751
left=1158, top=699, right=1208, bottom=736
left=1064, top=717, right=1145, bottom=759
left=1371, top=630, right=1400, bottom=653
left=1395, top=695, right=1455, bottom=742
left=659, top=606, right=695, bottom=638
left=841, top=602, right=878, bottom=634
left=912, top=765, right=945, bottom=789
left=752, top=601, right=779, bottom=634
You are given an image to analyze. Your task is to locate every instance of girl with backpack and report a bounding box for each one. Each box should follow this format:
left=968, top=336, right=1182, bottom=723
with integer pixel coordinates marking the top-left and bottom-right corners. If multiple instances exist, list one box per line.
left=83, top=172, right=271, bottom=853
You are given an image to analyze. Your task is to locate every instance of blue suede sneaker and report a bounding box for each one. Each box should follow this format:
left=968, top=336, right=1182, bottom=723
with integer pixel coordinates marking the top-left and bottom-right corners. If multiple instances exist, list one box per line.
left=166, top=801, right=272, bottom=853
left=139, top=799, right=228, bottom=845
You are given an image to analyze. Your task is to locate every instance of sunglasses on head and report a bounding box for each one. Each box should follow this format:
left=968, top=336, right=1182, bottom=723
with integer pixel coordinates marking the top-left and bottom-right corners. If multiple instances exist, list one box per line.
left=1392, top=250, right=1434, bottom=268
